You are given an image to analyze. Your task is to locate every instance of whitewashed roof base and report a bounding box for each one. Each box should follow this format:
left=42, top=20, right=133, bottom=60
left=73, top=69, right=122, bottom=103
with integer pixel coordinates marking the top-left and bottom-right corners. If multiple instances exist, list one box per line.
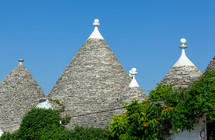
left=129, top=68, right=140, bottom=88
left=129, top=78, right=139, bottom=88
left=173, top=38, right=195, bottom=67
left=88, top=19, right=104, bottom=40
left=173, top=49, right=195, bottom=67
left=36, top=99, right=52, bottom=109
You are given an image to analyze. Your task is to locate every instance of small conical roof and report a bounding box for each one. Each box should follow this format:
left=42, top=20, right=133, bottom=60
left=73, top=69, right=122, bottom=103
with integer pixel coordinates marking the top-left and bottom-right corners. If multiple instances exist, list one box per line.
left=0, top=59, right=45, bottom=132
left=122, top=68, right=148, bottom=103
left=207, top=56, right=215, bottom=71
left=161, top=38, right=202, bottom=87
left=48, top=19, right=131, bottom=129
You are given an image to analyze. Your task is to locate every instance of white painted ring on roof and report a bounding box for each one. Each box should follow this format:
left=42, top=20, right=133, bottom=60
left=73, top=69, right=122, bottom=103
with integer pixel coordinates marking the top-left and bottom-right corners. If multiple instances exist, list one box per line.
left=88, top=19, right=104, bottom=39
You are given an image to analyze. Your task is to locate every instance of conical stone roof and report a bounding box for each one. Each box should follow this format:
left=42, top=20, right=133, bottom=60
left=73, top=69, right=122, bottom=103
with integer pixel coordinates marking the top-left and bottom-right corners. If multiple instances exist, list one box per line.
left=207, top=56, right=215, bottom=71
left=121, top=68, right=147, bottom=103
left=0, top=59, right=45, bottom=132
left=122, top=87, right=147, bottom=103
left=161, top=38, right=202, bottom=87
left=48, top=19, right=131, bottom=129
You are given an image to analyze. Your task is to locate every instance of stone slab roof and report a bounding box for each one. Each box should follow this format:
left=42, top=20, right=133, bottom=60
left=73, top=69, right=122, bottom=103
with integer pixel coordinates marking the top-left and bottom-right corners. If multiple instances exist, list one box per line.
left=0, top=64, right=45, bottom=132
left=207, top=56, right=215, bottom=71
left=161, top=39, right=202, bottom=87
left=48, top=37, right=131, bottom=128
left=161, top=66, right=202, bottom=88
left=49, top=38, right=131, bottom=98
left=121, top=87, right=148, bottom=104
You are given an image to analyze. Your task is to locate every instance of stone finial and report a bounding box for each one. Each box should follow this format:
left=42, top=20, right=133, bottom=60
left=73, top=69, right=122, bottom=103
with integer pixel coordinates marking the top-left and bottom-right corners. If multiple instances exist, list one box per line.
left=179, top=38, right=187, bottom=49
left=88, top=19, right=104, bottom=39
left=18, top=59, right=24, bottom=65
left=93, top=19, right=100, bottom=27
left=129, top=68, right=138, bottom=78
left=173, top=38, right=195, bottom=67
left=129, top=68, right=139, bottom=88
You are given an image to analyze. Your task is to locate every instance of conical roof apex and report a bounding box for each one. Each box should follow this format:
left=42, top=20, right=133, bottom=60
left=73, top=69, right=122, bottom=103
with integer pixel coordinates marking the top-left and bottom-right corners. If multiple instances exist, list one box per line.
left=48, top=19, right=131, bottom=129
left=0, top=59, right=45, bottom=132
left=161, top=38, right=202, bottom=86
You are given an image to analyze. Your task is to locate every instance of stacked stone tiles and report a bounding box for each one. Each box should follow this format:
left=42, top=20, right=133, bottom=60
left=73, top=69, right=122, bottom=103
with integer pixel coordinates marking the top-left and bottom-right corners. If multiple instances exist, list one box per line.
left=121, top=68, right=148, bottom=103
left=161, top=66, right=202, bottom=88
left=48, top=19, right=147, bottom=129
left=161, top=38, right=202, bottom=88
left=0, top=61, right=45, bottom=132
left=122, top=87, right=148, bottom=103
left=207, top=56, right=215, bottom=71
left=161, top=39, right=205, bottom=140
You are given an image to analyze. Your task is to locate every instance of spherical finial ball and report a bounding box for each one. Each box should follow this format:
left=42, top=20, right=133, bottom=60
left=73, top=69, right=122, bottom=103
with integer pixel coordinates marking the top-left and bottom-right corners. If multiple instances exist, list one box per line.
left=180, top=38, right=186, bottom=44
left=94, top=19, right=99, bottom=23
left=131, top=68, right=136, bottom=72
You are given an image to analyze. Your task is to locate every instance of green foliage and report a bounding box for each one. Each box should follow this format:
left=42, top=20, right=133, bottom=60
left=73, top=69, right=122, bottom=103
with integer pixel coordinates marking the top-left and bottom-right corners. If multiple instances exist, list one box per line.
left=0, top=132, right=16, bottom=140
left=2, top=70, right=215, bottom=140
left=16, top=108, right=64, bottom=140
left=69, top=126, right=109, bottom=140
left=148, top=84, right=174, bottom=101
left=48, top=98, right=65, bottom=112
left=109, top=100, right=174, bottom=140
left=109, top=114, right=129, bottom=139
left=109, top=70, right=215, bottom=139
left=48, top=98, right=71, bottom=125
left=61, top=115, right=72, bottom=125
left=0, top=108, right=109, bottom=140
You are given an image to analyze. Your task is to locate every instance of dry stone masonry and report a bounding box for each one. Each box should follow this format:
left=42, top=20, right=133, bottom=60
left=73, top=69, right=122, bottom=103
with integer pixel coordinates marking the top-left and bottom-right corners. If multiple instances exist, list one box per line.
left=0, top=59, right=45, bottom=133
left=48, top=19, right=147, bottom=129
left=207, top=56, right=215, bottom=71
left=161, top=38, right=206, bottom=140
left=161, top=38, right=202, bottom=88
left=0, top=19, right=213, bottom=138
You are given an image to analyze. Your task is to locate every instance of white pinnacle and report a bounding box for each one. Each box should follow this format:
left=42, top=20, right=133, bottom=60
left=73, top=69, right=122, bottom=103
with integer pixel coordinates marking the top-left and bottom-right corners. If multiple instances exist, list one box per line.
left=173, top=38, right=195, bottom=67
left=129, top=68, right=140, bottom=88
left=18, top=59, right=24, bottom=65
left=88, top=19, right=104, bottom=39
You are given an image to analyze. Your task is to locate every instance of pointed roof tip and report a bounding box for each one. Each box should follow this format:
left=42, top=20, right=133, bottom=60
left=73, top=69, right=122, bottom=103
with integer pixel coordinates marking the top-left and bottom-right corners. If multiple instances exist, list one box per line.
left=0, top=58, right=45, bottom=132
left=173, top=38, right=195, bottom=67
left=88, top=19, right=104, bottom=40
left=18, top=59, right=24, bottom=65
left=129, top=68, right=140, bottom=88
left=161, top=38, right=202, bottom=86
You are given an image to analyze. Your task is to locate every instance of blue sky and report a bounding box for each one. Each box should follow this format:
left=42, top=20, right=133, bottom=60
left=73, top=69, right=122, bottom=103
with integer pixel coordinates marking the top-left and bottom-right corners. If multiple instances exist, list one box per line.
left=0, top=1, right=214, bottom=95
